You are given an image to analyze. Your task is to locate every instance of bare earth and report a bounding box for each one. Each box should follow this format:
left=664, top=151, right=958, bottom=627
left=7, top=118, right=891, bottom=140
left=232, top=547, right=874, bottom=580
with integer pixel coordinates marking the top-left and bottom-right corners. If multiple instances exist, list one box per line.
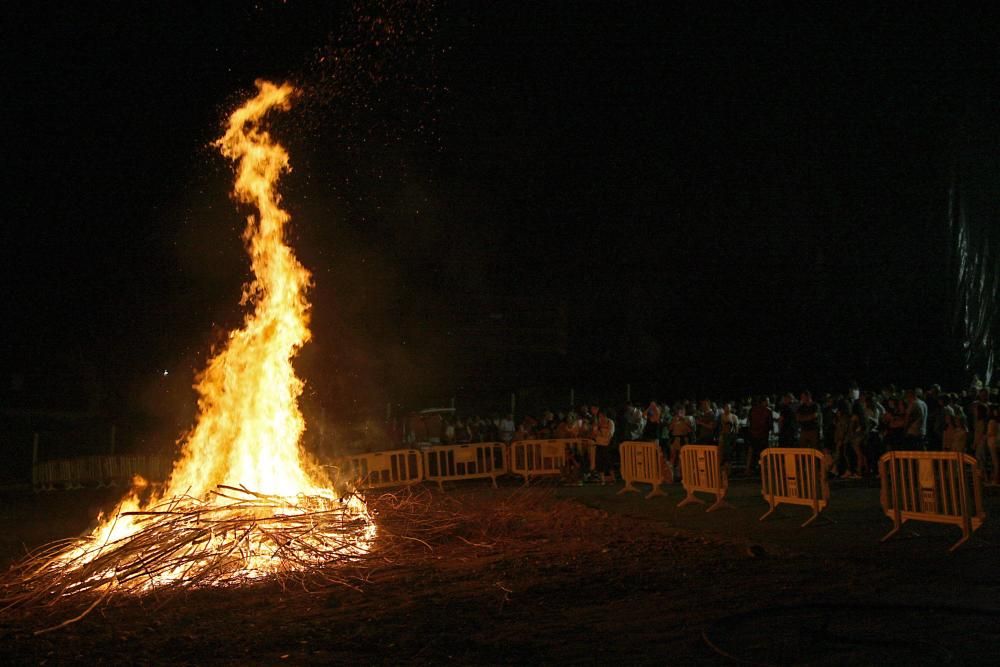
left=1, top=479, right=998, bottom=665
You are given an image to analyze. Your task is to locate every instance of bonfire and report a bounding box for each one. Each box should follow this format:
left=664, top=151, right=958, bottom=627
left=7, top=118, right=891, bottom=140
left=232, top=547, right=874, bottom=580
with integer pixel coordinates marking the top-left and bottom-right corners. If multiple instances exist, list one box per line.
left=2, top=81, right=381, bottom=629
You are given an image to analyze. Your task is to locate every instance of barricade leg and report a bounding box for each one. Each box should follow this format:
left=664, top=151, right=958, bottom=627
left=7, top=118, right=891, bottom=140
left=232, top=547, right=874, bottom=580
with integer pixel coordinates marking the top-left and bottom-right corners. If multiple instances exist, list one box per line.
left=758, top=501, right=779, bottom=522
left=645, top=483, right=665, bottom=500
left=949, top=529, right=971, bottom=552
left=880, top=454, right=905, bottom=543
left=705, top=495, right=733, bottom=513
left=880, top=522, right=904, bottom=543
left=677, top=492, right=705, bottom=509
left=800, top=508, right=832, bottom=528
left=617, top=480, right=640, bottom=496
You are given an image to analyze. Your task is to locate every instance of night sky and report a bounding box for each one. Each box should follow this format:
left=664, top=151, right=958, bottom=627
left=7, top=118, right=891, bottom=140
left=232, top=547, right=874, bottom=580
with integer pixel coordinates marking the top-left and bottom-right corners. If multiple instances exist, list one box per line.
left=4, top=2, right=1000, bottom=430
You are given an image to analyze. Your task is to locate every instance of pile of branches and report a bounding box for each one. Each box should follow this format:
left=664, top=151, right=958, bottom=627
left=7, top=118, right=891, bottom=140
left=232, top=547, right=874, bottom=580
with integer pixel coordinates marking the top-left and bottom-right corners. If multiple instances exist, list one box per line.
left=0, top=485, right=377, bottom=632
left=0, top=483, right=559, bottom=632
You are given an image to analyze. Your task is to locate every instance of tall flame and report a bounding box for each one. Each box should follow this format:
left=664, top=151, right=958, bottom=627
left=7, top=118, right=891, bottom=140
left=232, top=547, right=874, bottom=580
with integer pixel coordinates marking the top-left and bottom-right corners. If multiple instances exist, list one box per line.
left=166, top=80, right=319, bottom=498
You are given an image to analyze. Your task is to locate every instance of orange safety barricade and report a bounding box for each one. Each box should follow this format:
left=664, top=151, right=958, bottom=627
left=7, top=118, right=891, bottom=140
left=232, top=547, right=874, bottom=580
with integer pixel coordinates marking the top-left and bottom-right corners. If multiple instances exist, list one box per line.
left=677, top=444, right=732, bottom=512
left=759, top=448, right=830, bottom=527
left=509, top=439, right=568, bottom=484
left=32, top=455, right=172, bottom=491
left=557, top=437, right=600, bottom=470
left=618, top=440, right=669, bottom=499
left=879, top=450, right=986, bottom=551
left=335, top=449, right=424, bottom=490
left=423, top=442, right=507, bottom=490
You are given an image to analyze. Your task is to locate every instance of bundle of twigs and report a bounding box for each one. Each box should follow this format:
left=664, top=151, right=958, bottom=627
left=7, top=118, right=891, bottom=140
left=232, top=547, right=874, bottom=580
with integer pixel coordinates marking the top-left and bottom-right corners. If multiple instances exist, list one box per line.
left=0, top=485, right=377, bottom=631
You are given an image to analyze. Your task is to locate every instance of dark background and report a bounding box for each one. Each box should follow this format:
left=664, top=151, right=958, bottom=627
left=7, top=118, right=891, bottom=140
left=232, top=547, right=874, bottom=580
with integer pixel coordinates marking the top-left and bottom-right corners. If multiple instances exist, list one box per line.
left=3, top=1, right=999, bottom=456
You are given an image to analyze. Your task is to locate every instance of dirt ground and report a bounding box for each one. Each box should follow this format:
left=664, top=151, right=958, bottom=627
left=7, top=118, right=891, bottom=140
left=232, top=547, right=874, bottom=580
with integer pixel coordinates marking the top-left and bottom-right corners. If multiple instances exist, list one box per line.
left=1, top=477, right=999, bottom=666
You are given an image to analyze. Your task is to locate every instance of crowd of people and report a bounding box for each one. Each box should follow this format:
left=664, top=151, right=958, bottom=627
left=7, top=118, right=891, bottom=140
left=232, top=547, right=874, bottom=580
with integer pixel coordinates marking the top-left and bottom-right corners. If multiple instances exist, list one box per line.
left=397, top=379, right=1000, bottom=485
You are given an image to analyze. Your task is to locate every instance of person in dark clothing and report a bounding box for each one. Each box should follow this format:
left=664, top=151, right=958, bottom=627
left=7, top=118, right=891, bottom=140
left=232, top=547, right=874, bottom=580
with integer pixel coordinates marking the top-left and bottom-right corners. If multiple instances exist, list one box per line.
left=796, top=391, right=821, bottom=449
left=778, top=393, right=798, bottom=446
left=746, top=396, right=773, bottom=474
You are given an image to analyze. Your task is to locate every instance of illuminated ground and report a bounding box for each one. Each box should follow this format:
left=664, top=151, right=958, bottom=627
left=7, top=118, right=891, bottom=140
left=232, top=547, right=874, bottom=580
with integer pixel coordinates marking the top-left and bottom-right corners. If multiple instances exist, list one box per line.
left=1, top=479, right=998, bottom=665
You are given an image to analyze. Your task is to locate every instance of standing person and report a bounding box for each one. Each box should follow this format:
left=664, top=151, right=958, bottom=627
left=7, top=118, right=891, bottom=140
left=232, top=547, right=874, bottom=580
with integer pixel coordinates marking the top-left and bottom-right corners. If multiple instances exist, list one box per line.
left=832, top=399, right=851, bottom=475
left=777, top=393, right=798, bottom=447
left=971, top=389, right=990, bottom=471
left=644, top=400, right=661, bottom=439
left=821, top=394, right=837, bottom=454
left=862, top=392, right=884, bottom=471
left=695, top=399, right=717, bottom=443
left=746, top=396, right=773, bottom=475
left=926, top=385, right=944, bottom=450
left=668, top=405, right=693, bottom=477
left=987, top=404, right=999, bottom=486
left=425, top=411, right=444, bottom=444
left=624, top=402, right=645, bottom=441
left=796, top=391, right=821, bottom=449
left=947, top=413, right=969, bottom=453
left=848, top=400, right=868, bottom=477
left=719, top=402, right=739, bottom=464
left=883, top=397, right=905, bottom=451
left=498, top=413, right=516, bottom=444
left=903, top=389, right=927, bottom=450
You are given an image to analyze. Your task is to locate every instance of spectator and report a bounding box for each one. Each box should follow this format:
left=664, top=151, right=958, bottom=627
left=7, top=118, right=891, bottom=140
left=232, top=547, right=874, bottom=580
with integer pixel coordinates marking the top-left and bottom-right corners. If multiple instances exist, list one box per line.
left=719, top=402, right=739, bottom=463
left=454, top=418, right=471, bottom=444
left=644, top=400, right=661, bottom=439
left=832, top=399, right=851, bottom=474
left=987, top=404, right=999, bottom=486
left=971, top=389, right=990, bottom=471
left=406, top=412, right=428, bottom=444
left=848, top=400, right=868, bottom=477
left=903, top=389, right=926, bottom=450
left=927, top=384, right=944, bottom=450
left=668, top=405, right=693, bottom=474
left=624, top=402, right=645, bottom=440
left=498, top=413, right=515, bottom=444
left=946, top=413, right=969, bottom=453
left=796, top=391, right=821, bottom=449
left=746, top=396, right=772, bottom=475
left=778, top=393, right=798, bottom=446
left=821, top=393, right=836, bottom=453
left=425, top=412, right=444, bottom=444
left=695, top=399, right=717, bottom=443
left=883, top=397, right=905, bottom=450
left=862, top=392, right=883, bottom=469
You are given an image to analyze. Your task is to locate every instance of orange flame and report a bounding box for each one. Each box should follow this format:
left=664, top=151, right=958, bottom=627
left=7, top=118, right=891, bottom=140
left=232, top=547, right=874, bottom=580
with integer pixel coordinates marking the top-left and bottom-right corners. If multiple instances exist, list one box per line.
left=167, top=80, right=318, bottom=499
left=59, top=80, right=375, bottom=583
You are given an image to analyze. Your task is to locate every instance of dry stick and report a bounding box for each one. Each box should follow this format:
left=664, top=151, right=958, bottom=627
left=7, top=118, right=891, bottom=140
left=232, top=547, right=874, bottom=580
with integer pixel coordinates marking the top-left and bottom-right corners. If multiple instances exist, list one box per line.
left=33, top=582, right=116, bottom=636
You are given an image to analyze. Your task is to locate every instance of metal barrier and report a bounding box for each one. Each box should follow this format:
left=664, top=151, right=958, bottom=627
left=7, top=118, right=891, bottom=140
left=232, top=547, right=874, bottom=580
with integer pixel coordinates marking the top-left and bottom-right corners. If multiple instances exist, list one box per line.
left=759, top=448, right=830, bottom=527
left=618, top=440, right=668, bottom=499
left=509, top=439, right=569, bottom=484
left=32, top=455, right=172, bottom=491
left=879, top=450, right=986, bottom=551
left=335, top=449, right=424, bottom=490
left=423, top=442, right=507, bottom=490
left=677, top=444, right=732, bottom=512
